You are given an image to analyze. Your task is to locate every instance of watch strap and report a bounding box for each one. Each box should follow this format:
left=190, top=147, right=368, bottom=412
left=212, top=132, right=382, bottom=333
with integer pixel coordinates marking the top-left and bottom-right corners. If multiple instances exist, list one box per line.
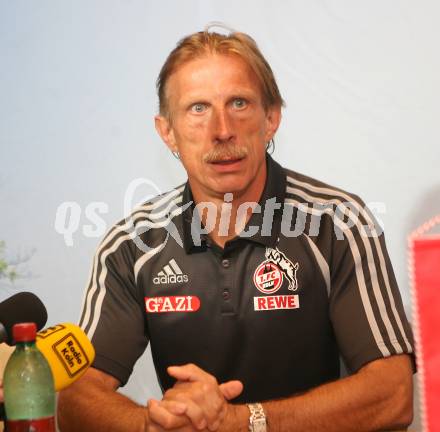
left=247, top=402, right=267, bottom=432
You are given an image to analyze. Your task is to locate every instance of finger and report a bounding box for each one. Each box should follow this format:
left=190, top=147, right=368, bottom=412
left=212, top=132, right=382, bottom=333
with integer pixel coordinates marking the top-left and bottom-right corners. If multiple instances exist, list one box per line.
left=147, top=421, right=166, bottom=432
left=146, top=425, right=161, bottom=432
left=167, top=363, right=209, bottom=383
left=158, top=399, right=187, bottom=416
left=174, top=396, right=208, bottom=431
left=164, top=383, right=225, bottom=430
left=147, top=399, right=188, bottom=429
left=219, top=380, right=243, bottom=401
left=148, top=423, right=197, bottom=432
left=207, top=418, right=221, bottom=431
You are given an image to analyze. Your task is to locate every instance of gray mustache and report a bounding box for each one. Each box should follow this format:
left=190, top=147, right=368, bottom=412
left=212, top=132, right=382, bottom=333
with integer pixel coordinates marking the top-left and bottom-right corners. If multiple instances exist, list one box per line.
left=203, top=146, right=248, bottom=163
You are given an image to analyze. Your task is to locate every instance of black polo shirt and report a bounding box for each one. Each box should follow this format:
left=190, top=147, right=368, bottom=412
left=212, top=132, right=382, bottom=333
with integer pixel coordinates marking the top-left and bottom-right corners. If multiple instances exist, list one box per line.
left=79, top=155, right=413, bottom=403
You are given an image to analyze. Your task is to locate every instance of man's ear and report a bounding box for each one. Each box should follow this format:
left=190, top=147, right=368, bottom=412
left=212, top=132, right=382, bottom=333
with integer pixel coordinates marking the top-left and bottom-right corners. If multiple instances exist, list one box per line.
left=155, top=115, right=177, bottom=152
left=264, top=105, right=282, bottom=143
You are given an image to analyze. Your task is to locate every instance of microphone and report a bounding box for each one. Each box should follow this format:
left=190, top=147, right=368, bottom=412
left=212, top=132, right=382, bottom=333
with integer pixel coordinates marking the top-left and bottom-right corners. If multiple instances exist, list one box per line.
left=0, top=292, right=47, bottom=345
left=36, top=323, right=95, bottom=391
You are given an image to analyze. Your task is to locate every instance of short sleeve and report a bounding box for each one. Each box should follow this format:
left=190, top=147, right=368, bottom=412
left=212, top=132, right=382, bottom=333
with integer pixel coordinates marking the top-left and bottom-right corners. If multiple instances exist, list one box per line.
left=328, top=202, right=414, bottom=373
left=79, top=231, right=149, bottom=386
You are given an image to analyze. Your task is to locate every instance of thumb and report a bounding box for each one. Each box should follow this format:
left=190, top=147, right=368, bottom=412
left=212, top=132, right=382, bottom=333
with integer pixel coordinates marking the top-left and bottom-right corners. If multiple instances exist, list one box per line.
left=219, top=380, right=243, bottom=401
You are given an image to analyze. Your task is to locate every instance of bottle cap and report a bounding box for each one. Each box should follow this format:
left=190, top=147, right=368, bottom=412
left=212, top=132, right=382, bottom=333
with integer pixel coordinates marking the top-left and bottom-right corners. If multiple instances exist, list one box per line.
left=13, top=322, right=37, bottom=342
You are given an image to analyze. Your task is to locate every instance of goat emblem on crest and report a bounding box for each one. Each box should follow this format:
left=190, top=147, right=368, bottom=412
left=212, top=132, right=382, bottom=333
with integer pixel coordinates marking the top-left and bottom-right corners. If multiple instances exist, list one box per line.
left=265, top=247, right=299, bottom=291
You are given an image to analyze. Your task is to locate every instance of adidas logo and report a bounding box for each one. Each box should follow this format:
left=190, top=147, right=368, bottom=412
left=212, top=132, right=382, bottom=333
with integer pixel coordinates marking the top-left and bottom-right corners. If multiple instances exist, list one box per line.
left=153, top=259, right=189, bottom=285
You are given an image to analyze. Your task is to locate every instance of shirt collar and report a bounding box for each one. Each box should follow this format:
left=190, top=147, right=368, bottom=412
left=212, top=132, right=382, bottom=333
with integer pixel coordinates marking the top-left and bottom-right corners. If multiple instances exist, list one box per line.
left=181, top=154, right=286, bottom=253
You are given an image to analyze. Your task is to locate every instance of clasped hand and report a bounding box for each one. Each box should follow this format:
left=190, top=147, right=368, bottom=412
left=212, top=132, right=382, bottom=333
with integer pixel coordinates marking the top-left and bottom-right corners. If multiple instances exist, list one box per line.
left=147, top=364, right=243, bottom=431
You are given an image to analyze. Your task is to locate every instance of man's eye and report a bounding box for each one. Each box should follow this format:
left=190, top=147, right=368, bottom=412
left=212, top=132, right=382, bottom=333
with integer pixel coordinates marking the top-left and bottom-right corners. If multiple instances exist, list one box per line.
left=191, top=103, right=207, bottom=113
left=232, top=98, right=247, bottom=109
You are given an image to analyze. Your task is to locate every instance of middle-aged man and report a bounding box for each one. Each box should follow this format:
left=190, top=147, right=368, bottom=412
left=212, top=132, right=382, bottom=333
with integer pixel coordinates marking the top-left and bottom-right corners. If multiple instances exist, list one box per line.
left=58, top=28, right=415, bottom=431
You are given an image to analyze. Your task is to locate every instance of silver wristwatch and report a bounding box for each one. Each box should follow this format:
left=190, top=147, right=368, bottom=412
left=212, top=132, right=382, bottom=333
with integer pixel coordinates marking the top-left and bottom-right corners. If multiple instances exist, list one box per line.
left=247, top=403, right=267, bottom=432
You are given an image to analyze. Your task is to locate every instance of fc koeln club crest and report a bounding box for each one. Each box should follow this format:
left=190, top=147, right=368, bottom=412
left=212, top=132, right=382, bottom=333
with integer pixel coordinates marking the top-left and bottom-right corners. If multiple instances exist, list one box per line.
left=253, top=261, right=283, bottom=294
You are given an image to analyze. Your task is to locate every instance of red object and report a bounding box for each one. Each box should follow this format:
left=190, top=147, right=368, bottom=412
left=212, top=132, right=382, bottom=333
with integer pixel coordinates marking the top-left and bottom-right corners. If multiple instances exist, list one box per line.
left=12, top=323, right=37, bottom=343
left=410, top=216, right=440, bottom=432
left=144, top=296, right=201, bottom=313
left=6, top=417, right=56, bottom=431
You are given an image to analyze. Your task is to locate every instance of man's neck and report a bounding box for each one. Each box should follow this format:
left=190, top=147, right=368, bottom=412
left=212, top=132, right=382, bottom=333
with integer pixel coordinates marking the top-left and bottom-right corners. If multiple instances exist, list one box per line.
left=190, top=183, right=266, bottom=249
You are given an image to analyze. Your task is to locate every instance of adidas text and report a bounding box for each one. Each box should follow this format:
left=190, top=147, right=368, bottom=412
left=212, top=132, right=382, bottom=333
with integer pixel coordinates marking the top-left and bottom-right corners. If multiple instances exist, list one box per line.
left=153, top=274, right=189, bottom=285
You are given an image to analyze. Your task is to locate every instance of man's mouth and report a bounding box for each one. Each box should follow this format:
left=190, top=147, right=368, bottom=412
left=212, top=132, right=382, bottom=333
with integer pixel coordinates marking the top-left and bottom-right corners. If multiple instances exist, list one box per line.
left=211, top=157, right=245, bottom=165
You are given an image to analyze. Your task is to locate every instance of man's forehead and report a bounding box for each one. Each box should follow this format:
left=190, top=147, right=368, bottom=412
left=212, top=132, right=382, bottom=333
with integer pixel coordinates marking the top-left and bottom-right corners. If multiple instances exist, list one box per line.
left=167, top=53, right=260, bottom=94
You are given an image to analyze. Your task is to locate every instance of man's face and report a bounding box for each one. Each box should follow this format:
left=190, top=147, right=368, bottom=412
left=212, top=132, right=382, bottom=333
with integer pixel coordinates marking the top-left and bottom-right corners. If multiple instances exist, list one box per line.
left=155, top=53, right=281, bottom=201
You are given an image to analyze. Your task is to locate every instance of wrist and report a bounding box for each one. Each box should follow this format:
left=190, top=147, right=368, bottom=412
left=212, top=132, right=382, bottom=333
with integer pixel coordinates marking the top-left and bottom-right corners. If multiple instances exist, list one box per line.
left=223, top=403, right=249, bottom=432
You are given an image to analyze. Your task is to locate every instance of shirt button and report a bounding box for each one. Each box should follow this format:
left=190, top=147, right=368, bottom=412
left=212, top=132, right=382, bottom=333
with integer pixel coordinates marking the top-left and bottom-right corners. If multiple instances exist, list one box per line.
left=222, top=290, right=230, bottom=300
left=221, top=259, right=230, bottom=268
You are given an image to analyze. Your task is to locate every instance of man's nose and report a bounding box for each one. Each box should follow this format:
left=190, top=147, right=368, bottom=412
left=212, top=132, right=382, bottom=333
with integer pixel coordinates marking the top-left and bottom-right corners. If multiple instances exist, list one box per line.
left=212, top=108, right=235, bottom=143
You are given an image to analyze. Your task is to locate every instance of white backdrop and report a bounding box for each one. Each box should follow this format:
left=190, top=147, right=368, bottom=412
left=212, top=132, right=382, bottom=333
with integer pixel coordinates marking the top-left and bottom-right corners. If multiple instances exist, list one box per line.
left=2, top=1, right=439, bottom=428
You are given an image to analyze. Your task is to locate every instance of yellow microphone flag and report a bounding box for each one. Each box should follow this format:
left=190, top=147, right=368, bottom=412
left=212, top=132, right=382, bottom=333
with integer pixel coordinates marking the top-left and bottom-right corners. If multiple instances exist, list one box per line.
left=36, top=323, right=95, bottom=391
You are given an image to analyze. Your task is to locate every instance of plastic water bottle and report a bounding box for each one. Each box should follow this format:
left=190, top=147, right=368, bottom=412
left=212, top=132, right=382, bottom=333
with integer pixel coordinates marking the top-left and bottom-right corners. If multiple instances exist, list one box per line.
left=3, top=322, right=56, bottom=432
